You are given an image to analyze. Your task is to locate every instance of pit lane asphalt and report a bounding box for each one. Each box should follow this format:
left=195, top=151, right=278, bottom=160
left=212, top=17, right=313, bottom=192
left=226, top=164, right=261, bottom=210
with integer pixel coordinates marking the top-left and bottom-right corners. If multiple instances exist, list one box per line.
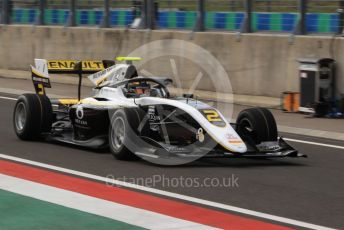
left=0, top=93, right=343, bottom=229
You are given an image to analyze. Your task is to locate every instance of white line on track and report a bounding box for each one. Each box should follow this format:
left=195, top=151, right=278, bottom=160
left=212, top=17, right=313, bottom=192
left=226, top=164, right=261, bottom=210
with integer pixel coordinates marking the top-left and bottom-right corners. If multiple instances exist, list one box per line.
left=284, top=138, right=344, bottom=150
left=0, top=96, right=17, bottom=101
left=0, top=95, right=58, bottom=107
left=0, top=153, right=336, bottom=230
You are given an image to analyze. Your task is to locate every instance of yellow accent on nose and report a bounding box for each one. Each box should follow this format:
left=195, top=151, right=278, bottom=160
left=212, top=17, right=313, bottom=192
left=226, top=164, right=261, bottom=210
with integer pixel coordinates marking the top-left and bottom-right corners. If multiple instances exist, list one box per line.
left=58, top=99, right=79, bottom=105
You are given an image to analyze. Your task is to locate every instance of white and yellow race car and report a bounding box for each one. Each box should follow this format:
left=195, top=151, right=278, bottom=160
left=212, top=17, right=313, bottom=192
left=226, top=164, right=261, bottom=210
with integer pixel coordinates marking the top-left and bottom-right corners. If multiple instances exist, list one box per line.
left=13, top=58, right=306, bottom=165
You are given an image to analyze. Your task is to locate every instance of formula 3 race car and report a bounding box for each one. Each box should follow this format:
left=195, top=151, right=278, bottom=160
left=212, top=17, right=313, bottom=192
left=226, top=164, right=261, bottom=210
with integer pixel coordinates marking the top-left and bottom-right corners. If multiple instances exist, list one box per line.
left=13, top=57, right=306, bottom=164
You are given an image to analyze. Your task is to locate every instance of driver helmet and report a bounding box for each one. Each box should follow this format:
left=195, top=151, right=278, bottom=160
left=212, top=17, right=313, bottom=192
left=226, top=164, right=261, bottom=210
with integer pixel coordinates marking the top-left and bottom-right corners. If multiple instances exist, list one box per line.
left=133, top=82, right=150, bottom=96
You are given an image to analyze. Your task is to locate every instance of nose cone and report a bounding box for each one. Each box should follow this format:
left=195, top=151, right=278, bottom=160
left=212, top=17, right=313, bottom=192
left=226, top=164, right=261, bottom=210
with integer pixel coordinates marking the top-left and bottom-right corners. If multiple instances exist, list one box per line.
left=207, top=125, right=247, bottom=153
left=225, top=139, right=247, bottom=153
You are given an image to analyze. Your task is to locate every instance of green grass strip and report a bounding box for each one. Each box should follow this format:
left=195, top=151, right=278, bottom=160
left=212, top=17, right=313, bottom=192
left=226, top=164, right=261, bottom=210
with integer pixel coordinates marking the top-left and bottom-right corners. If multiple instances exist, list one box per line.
left=0, top=189, right=144, bottom=230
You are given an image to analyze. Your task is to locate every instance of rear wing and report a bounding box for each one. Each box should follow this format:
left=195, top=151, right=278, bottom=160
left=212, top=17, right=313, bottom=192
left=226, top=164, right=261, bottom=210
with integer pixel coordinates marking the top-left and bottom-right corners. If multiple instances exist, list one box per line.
left=46, top=60, right=115, bottom=74
left=31, top=59, right=115, bottom=98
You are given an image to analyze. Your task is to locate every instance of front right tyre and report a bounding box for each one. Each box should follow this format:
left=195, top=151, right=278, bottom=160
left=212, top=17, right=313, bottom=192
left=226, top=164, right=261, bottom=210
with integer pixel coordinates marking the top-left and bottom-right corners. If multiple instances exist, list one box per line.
left=109, top=109, right=139, bottom=161
left=236, top=107, right=278, bottom=144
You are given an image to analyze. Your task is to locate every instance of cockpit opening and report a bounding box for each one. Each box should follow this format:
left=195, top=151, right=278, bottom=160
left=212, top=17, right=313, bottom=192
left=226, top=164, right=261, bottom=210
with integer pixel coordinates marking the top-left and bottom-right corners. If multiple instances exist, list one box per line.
left=124, top=79, right=169, bottom=98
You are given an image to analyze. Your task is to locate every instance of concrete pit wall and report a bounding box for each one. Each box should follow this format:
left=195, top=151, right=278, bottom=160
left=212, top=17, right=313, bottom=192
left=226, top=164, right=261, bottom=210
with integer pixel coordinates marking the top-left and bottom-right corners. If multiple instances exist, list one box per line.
left=0, top=25, right=343, bottom=97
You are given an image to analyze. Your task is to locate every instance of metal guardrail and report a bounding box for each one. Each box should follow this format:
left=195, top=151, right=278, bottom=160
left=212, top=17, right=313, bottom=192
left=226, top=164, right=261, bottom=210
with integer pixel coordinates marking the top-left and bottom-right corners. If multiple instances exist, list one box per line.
left=1, top=0, right=344, bottom=35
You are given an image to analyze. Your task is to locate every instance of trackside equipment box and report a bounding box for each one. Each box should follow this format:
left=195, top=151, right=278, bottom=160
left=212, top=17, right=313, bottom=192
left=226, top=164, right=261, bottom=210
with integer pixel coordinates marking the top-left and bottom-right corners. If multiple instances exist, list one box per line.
left=297, top=58, right=336, bottom=114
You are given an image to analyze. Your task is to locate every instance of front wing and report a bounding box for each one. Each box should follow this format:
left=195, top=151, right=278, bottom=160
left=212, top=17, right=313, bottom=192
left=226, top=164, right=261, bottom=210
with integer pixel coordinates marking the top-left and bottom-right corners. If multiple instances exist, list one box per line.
left=204, top=137, right=306, bottom=158
left=134, top=137, right=307, bottom=159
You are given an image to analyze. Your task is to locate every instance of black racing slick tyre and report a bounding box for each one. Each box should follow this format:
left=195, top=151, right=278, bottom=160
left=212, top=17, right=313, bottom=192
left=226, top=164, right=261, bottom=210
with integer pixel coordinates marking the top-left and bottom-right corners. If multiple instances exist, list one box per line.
left=13, top=94, right=53, bottom=140
left=39, top=94, right=53, bottom=132
left=236, top=107, right=278, bottom=144
left=109, top=109, right=139, bottom=161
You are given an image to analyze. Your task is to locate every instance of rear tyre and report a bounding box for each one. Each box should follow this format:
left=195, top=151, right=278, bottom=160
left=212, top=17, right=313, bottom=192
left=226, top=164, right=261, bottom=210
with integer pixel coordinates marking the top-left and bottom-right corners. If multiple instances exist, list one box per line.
left=109, top=109, right=139, bottom=161
left=236, top=107, right=278, bottom=144
left=13, top=94, right=53, bottom=140
left=40, top=95, right=53, bottom=132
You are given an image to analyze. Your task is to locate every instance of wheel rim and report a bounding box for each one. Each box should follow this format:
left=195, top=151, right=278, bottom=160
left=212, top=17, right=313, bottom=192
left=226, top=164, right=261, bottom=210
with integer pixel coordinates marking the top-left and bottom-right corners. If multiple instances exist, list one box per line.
left=111, top=116, right=125, bottom=151
left=15, top=102, right=27, bottom=132
left=238, top=118, right=255, bottom=140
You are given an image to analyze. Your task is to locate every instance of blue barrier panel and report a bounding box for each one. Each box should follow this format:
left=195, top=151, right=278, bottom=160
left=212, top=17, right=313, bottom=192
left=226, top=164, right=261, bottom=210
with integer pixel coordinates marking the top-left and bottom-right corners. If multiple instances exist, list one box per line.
left=95, top=10, right=103, bottom=25
left=257, top=13, right=270, bottom=30
left=14, top=9, right=22, bottom=23
left=51, top=9, right=58, bottom=24
left=28, top=9, right=36, bottom=23
left=330, top=14, right=339, bottom=33
left=125, top=11, right=133, bottom=26
left=215, top=12, right=226, bottom=29
left=158, top=11, right=168, bottom=28
left=235, top=13, right=245, bottom=30
left=110, top=11, right=118, bottom=26
left=176, top=11, right=185, bottom=28
left=80, top=10, right=89, bottom=25
left=64, top=10, right=69, bottom=24
left=282, top=13, right=297, bottom=32
left=306, top=14, right=318, bottom=33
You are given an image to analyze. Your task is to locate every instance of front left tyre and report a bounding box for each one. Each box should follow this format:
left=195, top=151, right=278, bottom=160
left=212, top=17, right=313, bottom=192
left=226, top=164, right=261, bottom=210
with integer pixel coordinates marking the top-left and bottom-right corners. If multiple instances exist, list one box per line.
left=13, top=93, right=53, bottom=140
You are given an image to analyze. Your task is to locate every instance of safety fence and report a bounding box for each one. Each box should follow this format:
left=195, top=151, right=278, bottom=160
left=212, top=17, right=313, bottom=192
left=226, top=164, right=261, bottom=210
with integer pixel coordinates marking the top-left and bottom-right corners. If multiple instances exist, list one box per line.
left=1, top=0, right=344, bottom=34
